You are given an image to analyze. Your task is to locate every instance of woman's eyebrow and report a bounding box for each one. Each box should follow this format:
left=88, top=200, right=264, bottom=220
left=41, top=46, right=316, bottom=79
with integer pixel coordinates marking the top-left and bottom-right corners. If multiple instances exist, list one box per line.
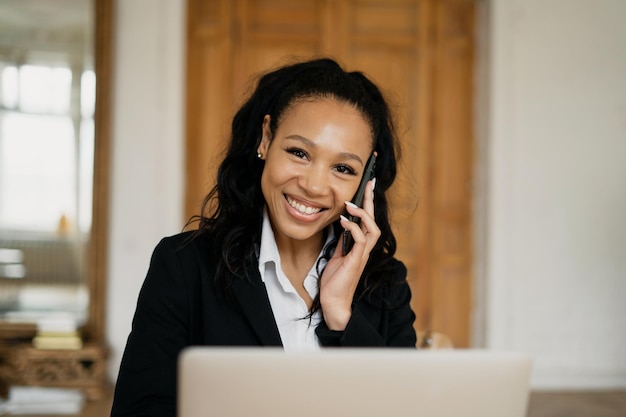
left=285, top=134, right=316, bottom=147
left=285, top=134, right=364, bottom=165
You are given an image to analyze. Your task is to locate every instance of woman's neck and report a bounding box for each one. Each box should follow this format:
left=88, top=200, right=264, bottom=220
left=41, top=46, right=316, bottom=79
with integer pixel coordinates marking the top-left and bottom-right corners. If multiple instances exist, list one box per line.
left=274, top=230, right=325, bottom=274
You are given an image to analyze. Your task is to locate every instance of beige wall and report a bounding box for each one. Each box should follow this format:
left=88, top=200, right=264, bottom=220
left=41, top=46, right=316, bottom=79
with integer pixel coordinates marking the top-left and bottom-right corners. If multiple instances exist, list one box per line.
left=480, top=0, right=626, bottom=388
left=106, top=0, right=185, bottom=380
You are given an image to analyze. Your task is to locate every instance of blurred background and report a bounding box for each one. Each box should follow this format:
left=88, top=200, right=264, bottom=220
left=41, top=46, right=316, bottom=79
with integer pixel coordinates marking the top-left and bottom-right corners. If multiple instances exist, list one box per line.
left=0, top=0, right=624, bottom=413
left=107, top=0, right=626, bottom=389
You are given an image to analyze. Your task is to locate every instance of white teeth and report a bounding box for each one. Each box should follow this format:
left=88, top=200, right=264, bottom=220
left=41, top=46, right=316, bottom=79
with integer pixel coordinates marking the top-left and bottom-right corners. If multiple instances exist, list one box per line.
left=286, top=196, right=322, bottom=215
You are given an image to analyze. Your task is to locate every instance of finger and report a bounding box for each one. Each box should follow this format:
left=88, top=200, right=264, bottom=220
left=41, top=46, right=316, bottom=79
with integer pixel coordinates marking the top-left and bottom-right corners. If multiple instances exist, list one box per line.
left=339, top=214, right=365, bottom=240
left=357, top=212, right=381, bottom=251
left=344, top=199, right=377, bottom=237
left=339, top=214, right=378, bottom=260
left=339, top=214, right=367, bottom=252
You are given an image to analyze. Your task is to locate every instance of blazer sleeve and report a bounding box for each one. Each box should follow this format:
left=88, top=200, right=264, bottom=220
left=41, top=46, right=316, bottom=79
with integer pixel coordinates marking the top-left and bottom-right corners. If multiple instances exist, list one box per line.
left=315, top=261, right=417, bottom=348
left=110, top=237, right=191, bottom=417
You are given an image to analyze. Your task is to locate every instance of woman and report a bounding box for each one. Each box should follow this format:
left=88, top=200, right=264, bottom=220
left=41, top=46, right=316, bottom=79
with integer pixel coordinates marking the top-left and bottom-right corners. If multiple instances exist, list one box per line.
left=110, top=58, right=416, bottom=416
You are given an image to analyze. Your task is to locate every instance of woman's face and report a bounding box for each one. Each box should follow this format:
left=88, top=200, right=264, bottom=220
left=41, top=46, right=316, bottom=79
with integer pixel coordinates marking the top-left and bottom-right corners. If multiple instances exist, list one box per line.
left=257, top=98, right=373, bottom=247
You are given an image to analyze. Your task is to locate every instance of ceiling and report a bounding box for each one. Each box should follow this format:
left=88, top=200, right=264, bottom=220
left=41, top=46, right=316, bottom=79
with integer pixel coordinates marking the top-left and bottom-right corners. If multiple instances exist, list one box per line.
left=0, top=0, right=93, bottom=56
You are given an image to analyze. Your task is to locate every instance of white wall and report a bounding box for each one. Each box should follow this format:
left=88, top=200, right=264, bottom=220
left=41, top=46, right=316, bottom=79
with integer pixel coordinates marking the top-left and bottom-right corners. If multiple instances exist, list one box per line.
left=482, top=0, right=626, bottom=389
left=106, top=0, right=185, bottom=379
left=105, top=0, right=626, bottom=389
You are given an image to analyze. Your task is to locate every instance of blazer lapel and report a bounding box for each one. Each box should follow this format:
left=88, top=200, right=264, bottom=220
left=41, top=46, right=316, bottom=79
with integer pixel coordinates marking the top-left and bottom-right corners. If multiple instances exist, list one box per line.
left=231, top=270, right=283, bottom=347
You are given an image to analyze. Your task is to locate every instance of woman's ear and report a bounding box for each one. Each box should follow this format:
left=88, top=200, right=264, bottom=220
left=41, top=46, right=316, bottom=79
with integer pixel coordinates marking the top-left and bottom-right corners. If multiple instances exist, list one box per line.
left=257, top=115, right=271, bottom=159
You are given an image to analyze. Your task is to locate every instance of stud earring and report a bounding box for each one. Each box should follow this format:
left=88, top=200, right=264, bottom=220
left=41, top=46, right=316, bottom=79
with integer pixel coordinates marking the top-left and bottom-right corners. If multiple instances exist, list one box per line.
left=257, top=153, right=263, bottom=159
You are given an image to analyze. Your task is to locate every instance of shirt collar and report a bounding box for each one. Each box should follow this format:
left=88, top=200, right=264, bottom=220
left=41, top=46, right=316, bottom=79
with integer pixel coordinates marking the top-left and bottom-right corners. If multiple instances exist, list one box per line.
left=257, top=208, right=335, bottom=283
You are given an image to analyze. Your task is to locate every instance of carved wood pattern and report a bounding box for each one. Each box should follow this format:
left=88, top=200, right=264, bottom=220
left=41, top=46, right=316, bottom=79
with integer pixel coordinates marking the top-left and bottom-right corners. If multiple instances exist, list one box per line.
left=0, top=344, right=109, bottom=400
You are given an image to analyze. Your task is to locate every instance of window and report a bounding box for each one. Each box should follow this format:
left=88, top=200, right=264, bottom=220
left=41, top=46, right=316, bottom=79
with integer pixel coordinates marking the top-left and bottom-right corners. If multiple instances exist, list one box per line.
left=0, top=63, right=94, bottom=234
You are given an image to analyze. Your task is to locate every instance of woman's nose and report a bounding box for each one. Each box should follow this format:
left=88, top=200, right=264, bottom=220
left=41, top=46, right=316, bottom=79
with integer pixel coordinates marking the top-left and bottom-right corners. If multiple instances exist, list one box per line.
left=299, top=164, right=328, bottom=196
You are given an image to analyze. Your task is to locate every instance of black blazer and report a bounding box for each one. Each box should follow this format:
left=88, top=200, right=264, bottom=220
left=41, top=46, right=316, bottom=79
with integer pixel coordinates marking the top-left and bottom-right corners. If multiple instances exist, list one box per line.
left=110, top=232, right=416, bottom=417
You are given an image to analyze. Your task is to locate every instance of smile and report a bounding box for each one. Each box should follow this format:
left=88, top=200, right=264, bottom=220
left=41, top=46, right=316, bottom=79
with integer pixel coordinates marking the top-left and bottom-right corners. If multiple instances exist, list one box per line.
left=285, top=195, right=324, bottom=215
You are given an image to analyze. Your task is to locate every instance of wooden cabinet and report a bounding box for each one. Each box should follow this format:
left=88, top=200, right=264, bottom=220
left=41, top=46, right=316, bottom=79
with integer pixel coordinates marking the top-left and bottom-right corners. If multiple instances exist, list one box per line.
left=185, top=0, right=474, bottom=346
left=0, top=343, right=110, bottom=400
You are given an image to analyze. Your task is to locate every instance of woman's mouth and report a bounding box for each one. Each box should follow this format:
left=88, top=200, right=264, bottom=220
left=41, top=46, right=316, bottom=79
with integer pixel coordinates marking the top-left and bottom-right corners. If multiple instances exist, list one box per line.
left=285, top=195, right=324, bottom=215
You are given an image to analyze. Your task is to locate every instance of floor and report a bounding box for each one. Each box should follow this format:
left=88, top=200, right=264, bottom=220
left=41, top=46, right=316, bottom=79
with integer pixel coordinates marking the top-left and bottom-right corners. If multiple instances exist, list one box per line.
left=527, top=391, right=626, bottom=417
left=11, top=390, right=626, bottom=416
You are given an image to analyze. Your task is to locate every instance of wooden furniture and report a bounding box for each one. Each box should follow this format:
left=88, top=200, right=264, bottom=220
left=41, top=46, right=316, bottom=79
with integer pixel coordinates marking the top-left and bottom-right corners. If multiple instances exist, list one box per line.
left=185, top=0, right=475, bottom=346
left=0, top=343, right=110, bottom=400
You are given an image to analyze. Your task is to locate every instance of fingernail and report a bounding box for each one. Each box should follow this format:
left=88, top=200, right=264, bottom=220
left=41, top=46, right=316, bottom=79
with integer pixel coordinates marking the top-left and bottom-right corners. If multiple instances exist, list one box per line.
left=345, top=201, right=358, bottom=208
left=371, top=178, right=376, bottom=191
left=339, top=214, right=349, bottom=222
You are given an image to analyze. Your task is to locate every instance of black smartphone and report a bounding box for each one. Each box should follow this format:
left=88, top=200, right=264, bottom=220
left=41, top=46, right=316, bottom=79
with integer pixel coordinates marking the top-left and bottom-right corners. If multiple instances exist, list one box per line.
left=342, top=153, right=377, bottom=255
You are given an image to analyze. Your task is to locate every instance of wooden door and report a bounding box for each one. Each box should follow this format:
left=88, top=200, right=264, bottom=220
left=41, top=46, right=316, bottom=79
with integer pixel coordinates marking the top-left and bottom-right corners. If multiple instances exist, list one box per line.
left=185, top=0, right=474, bottom=347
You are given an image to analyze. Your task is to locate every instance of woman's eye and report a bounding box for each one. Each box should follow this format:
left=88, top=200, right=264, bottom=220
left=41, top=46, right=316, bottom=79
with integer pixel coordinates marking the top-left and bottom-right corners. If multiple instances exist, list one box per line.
left=286, top=148, right=308, bottom=159
left=335, top=164, right=357, bottom=176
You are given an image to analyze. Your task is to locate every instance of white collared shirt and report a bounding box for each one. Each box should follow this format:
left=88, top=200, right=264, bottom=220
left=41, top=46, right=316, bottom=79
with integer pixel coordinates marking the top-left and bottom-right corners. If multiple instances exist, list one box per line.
left=257, top=210, right=333, bottom=351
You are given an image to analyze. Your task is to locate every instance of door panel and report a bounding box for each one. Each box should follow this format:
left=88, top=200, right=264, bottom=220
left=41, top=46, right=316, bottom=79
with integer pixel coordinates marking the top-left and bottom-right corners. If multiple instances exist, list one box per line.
left=185, top=0, right=474, bottom=347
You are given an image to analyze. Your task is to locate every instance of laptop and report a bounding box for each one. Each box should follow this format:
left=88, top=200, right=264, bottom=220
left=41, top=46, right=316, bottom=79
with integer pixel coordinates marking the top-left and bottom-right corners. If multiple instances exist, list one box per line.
left=178, top=348, right=532, bottom=417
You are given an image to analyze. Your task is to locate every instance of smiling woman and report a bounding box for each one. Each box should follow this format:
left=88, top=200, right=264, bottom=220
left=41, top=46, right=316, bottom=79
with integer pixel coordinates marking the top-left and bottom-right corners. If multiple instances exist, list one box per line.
left=111, top=58, right=416, bottom=417
left=257, top=98, right=374, bottom=317
left=257, top=99, right=372, bottom=242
